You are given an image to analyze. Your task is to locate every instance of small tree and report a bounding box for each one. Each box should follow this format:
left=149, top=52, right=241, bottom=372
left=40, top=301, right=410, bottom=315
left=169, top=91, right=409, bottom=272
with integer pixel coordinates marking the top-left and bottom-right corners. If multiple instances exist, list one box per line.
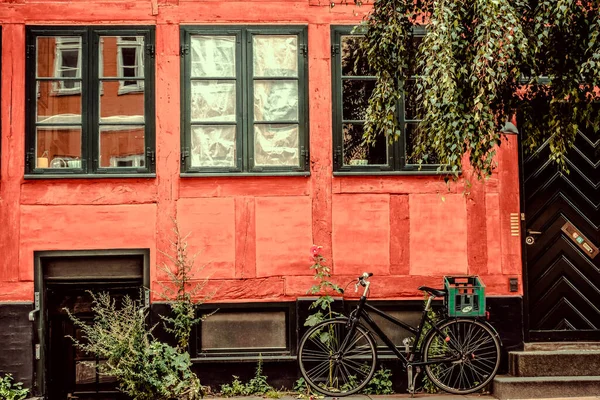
left=158, top=221, right=214, bottom=350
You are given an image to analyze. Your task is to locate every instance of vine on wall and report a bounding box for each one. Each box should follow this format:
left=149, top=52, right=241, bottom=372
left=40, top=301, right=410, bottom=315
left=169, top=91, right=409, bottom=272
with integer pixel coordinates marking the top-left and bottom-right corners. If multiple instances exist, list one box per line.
left=357, top=0, right=600, bottom=178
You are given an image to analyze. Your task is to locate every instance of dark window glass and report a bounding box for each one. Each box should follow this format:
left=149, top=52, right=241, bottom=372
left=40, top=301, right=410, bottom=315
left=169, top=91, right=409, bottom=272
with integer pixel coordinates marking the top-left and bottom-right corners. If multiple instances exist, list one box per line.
left=332, top=26, right=439, bottom=173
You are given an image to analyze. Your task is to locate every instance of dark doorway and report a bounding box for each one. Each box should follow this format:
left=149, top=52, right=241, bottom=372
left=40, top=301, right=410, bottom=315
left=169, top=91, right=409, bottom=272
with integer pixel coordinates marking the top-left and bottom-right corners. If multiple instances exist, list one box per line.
left=521, top=126, right=600, bottom=341
left=35, top=250, right=149, bottom=400
left=46, top=285, right=139, bottom=400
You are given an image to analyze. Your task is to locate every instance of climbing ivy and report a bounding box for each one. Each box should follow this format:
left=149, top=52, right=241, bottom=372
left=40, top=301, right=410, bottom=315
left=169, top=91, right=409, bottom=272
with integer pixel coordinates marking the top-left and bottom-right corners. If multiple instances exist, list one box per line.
left=358, top=0, right=600, bottom=178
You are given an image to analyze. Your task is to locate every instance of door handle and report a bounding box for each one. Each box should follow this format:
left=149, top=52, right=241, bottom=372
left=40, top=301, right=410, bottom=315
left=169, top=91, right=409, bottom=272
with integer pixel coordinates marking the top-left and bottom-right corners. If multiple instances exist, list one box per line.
left=527, top=230, right=542, bottom=235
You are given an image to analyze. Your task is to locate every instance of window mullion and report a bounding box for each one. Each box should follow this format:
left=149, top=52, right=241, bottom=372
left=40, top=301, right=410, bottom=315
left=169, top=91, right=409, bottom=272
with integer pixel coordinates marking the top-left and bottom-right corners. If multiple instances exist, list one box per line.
left=242, top=29, right=250, bottom=172
left=85, top=29, right=95, bottom=174
left=145, top=29, right=156, bottom=173
left=299, top=30, right=308, bottom=172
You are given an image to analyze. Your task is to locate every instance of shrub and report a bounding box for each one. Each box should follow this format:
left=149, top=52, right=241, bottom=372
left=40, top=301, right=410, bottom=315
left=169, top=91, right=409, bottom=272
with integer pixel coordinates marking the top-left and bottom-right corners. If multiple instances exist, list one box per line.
left=67, top=292, right=201, bottom=400
left=0, top=374, right=28, bottom=400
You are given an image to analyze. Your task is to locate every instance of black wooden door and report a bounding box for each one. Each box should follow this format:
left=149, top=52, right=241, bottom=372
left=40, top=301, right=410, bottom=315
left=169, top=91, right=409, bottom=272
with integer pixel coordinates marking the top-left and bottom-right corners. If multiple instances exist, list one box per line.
left=522, top=126, right=600, bottom=341
left=46, top=285, right=138, bottom=400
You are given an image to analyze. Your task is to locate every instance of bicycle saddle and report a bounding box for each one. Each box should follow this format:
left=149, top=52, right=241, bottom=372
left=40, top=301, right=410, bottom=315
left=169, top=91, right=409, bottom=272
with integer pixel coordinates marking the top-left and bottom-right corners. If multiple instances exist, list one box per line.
left=418, top=286, right=447, bottom=297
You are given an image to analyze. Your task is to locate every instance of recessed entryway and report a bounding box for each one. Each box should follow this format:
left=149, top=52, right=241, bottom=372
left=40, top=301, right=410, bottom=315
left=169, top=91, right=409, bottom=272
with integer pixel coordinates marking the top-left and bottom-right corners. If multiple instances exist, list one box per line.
left=33, top=250, right=149, bottom=400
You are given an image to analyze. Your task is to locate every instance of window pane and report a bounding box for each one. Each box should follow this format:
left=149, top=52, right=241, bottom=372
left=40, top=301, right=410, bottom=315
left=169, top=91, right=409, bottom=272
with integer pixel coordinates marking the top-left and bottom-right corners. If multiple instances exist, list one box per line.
left=36, top=81, right=82, bottom=123
left=191, top=35, right=236, bottom=78
left=343, top=123, right=388, bottom=166
left=341, top=35, right=373, bottom=77
left=36, top=126, right=82, bottom=168
left=100, top=81, right=145, bottom=122
left=99, top=125, right=146, bottom=168
left=191, top=125, right=236, bottom=168
left=36, top=36, right=82, bottom=79
left=254, top=124, right=299, bottom=166
left=254, top=80, right=298, bottom=122
left=342, top=79, right=376, bottom=120
left=411, top=35, right=424, bottom=76
left=253, top=35, right=298, bottom=77
left=100, top=36, right=145, bottom=79
left=406, top=122, right=438, bottom=164
left=404, top=80, right=420, bottom=120
left=191, top=80, right=236, bottom=122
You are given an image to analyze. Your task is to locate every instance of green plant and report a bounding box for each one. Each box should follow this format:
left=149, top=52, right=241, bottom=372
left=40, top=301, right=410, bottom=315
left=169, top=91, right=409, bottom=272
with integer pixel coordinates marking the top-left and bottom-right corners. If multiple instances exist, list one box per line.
left=363, top=366, right=394, bottom=395
left=358, top=0, right=600, bottom=179
left=66, top=221, right=211, bottom=400
left=66, top=292, right=201, bottom=400
left=0, top=374, right=29, bottom=400
left=304, top=245, right=343, bottom=327
left=220, top=358, right=273, bottom=397
left=418, top=298, right=442, bottom=394
left=159, top=221, right=214, bottom=351
left=220, top=376, right=249, bottom=397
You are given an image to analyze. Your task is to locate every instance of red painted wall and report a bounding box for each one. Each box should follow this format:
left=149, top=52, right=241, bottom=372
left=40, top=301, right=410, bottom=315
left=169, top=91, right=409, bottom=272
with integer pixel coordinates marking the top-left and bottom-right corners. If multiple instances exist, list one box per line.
left=0, top=0, right=523, bottom=303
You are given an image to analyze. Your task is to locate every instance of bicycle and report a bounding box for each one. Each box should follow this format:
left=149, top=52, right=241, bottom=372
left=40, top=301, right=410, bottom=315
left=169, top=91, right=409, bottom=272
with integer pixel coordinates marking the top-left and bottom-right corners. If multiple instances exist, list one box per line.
left=297, top=272, right=502, bottom=396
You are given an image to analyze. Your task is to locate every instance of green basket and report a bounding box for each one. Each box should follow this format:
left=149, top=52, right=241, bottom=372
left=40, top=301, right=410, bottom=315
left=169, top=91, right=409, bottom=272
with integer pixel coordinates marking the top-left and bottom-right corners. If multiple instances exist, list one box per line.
left=444, top=276, right=486, bottom=317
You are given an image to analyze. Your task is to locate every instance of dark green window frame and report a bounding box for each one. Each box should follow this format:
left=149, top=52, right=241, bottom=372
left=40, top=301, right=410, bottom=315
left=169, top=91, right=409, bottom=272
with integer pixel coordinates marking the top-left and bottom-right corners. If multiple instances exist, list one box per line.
left=180, top=26, right=309, bottom=176
left=331, top=26, right=442, bottom=175
left=25, top=26, right=156, bottom=178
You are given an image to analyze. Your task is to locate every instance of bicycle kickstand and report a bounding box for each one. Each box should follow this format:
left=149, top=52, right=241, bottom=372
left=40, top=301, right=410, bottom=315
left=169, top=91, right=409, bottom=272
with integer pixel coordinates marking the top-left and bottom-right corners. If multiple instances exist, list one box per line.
left=406, top=365, right=421, bottom=397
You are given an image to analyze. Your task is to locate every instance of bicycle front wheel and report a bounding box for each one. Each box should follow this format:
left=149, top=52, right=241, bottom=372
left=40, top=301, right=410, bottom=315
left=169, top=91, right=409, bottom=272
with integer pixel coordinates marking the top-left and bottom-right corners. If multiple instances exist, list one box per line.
left=298, top=319, right=377, bottom=397
left=422, top=319, right=501, bottom=394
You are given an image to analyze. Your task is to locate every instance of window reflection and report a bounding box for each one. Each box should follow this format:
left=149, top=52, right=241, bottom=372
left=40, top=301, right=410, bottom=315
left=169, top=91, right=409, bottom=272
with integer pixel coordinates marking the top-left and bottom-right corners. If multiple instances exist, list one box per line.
left=55, top=37, right=81, bottom=93
left=35, top=127, right=82, bottom=169
left=99, top=126, right=146, bottom=168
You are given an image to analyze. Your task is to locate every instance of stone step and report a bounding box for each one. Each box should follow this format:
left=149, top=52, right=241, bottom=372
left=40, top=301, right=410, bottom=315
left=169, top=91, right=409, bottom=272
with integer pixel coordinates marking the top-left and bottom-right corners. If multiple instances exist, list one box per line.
left=493, top=375, right=600, bottom=399
left=509, top=350, right=600, bottom=377
left=524, top=342, right=600, bottom=351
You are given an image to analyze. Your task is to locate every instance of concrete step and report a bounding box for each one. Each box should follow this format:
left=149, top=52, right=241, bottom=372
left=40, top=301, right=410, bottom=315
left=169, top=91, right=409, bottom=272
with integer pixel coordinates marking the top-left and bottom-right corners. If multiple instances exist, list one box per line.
left=493, top=375, right=600, bottom=399
left=524, top=342, right=600, bottom=351
left=509, top=350, right=600, bottom=377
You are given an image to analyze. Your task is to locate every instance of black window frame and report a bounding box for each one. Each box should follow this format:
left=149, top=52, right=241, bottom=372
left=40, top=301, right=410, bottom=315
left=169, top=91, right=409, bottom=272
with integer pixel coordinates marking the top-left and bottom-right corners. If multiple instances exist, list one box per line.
left=180, top=25, right=309, bottom=176
left=25, top=26, right=156, bottom=178
left=331, top=26, right=443, bottom=175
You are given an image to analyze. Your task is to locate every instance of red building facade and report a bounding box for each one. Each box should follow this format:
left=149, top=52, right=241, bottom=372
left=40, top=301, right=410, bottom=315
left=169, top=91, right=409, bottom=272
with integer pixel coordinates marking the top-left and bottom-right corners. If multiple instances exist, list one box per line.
left=0, top=0, right=528, bottom=398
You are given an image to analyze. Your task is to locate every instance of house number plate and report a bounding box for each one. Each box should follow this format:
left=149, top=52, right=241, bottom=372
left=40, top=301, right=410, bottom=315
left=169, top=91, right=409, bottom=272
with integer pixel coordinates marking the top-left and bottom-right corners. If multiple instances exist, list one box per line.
left=561, top=222, right=599, bottom=259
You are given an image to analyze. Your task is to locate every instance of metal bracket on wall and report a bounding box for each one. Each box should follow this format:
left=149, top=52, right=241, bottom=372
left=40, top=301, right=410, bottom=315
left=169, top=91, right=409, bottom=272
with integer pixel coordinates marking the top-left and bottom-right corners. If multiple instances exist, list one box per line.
left=29, top=292, right=40, bottom=322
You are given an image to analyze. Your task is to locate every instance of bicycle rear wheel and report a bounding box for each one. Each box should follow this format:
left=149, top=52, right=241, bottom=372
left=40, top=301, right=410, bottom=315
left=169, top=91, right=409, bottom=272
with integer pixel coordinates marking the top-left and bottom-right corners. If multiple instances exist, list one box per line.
left=298, top=319, right=377, bottom=396
left=422, top=319, right=501, bottom=394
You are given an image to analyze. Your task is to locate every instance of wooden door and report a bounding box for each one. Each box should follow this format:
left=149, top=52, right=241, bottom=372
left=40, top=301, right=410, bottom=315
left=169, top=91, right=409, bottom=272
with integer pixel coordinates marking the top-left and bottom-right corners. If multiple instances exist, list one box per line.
left=522, top=126, right=600, bottom=340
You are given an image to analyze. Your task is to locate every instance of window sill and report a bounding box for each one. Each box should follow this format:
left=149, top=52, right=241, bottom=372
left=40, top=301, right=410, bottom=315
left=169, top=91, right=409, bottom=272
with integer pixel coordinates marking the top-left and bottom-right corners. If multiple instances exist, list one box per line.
left=181, top=172, right=310, bottom=178
left=192, top=354, right=295, bottom=363
left=24, top=173, right=156, bottom=180
left=333, top=169, right=460, bottom=177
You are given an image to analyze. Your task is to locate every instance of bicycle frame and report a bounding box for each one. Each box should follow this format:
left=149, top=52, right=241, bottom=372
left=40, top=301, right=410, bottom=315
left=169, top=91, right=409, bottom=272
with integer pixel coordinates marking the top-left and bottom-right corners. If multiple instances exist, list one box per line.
left=349, top=295, right=461, bottom=367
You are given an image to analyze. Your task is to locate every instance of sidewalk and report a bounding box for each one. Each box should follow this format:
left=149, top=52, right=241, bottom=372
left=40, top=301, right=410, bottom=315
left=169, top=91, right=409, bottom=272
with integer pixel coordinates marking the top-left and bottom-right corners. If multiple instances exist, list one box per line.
left=206, top=396, right=600, bottom=400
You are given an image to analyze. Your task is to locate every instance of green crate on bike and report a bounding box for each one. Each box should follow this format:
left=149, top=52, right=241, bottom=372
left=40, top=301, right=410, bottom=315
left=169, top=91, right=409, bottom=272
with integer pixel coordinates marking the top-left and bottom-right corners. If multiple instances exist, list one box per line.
left=444, top=276, right=486, bottom=317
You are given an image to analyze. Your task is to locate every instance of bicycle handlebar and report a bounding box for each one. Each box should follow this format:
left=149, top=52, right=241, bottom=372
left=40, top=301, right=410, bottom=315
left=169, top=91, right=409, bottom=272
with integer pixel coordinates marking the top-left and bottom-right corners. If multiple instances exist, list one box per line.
left=358, top=272, right=373, bottom=281
left=356, top=272, right=373, bottom=295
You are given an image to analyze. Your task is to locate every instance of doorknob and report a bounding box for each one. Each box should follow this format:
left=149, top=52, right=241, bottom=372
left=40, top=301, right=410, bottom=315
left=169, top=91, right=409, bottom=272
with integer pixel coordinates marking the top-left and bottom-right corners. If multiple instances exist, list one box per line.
left=526, top=229, right=542, bottom=245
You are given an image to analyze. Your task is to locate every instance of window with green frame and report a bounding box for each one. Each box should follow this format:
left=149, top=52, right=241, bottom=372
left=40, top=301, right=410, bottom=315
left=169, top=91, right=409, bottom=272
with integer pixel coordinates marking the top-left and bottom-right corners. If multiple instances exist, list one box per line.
left=331, top=26, right=439, bottom=174
left=25, top=26, right=156, bottom=177
left=180, top=26, right=309, bottom=175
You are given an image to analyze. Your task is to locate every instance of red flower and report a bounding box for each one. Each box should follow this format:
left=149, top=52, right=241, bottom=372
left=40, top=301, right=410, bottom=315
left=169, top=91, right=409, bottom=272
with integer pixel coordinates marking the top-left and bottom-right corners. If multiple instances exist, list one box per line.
left=310, top=245, right=322, bottom=257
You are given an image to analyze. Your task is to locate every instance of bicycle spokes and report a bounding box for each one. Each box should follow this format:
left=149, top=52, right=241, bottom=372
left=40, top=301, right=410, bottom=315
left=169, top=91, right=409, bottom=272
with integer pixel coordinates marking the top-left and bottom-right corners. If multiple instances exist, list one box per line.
left=298, top=320, right=377, bottom=396
left=423, top=320, right=501, bottom=394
